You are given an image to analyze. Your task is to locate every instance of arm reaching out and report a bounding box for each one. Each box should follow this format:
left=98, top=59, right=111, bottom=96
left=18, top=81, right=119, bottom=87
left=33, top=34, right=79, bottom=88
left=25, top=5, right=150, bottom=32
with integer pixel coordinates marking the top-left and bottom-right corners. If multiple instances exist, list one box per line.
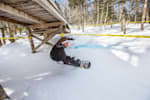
left=67, top=38, right=74, bottom=40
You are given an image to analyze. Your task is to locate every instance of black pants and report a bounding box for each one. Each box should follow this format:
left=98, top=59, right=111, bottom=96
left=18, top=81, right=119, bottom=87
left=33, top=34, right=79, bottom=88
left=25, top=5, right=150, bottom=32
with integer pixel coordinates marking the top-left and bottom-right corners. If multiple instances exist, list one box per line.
left=63, top=56, right=80, bottom=67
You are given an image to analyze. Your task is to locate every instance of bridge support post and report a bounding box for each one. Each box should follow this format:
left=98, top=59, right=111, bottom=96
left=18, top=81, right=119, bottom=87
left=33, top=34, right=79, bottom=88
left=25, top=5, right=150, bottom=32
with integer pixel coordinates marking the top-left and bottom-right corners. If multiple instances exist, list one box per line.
left=0, top=38, right=2, bottom=47
left=1, top=28, right=6, bottom=44
left=34, top=30, right=58, bottom=51
left=0, top=28, right=3, bottom=47
left=27, top=27, right=36, bottom=53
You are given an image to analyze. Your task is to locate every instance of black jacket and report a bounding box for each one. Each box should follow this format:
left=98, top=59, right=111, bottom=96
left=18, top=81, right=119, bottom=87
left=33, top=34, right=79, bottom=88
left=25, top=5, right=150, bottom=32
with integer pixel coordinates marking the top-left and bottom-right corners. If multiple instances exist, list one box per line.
left=50, top=37, right=74, bottom=61
left=50, top=43, right=66, bottom=61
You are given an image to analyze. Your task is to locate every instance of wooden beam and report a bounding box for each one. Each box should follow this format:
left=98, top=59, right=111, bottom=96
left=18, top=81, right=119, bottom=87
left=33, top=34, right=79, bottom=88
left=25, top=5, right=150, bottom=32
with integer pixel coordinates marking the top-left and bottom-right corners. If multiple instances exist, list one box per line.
left=0, top=36, right=2, bottom=47
left=34, top=29, right=59, bottom=51
left=33, top=0, right=67, bottom=23
left=0, top=28, right=3, bottom=47
left=32, top=28, right=59, bottom=34
left=27, top=27, right=36, bottom=53
left=29, top=22, right=63, bottom=28
left=0, top=3, right=45, bottom=24
left=1, top=29, right=6, bottom=44
left=31, top=34, right=53, bottom=46
left=0, top=16, right=28, bottom=26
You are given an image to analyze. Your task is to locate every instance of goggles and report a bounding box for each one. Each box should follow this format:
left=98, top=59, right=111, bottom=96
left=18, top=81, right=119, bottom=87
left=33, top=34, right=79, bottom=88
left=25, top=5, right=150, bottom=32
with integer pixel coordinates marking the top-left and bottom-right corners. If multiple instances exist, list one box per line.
left=62, top=41, right=69, bottom=47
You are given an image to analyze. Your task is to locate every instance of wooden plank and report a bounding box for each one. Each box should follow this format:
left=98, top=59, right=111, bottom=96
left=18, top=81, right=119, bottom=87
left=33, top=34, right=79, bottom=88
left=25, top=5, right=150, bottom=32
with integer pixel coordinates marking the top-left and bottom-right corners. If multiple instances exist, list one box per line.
left=44, top=28, right=59, bottom=34
left=33, top=0, right=67, bottom=23
left=0, top=3, right=45, bottom=24
left=29, top=22, right=63, bottom=28
left=34, top=32, right=57, bottom=50
left=32, top=34, right=53, bottom=46
left=0, top=16, right=28, bottom=25
left=32, top=28, right=59, bottom=34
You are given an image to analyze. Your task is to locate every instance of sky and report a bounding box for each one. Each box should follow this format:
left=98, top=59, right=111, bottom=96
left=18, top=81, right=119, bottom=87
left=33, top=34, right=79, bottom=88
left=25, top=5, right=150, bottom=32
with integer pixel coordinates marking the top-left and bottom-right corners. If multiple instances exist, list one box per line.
left=51, top=0, right=67, bottom=5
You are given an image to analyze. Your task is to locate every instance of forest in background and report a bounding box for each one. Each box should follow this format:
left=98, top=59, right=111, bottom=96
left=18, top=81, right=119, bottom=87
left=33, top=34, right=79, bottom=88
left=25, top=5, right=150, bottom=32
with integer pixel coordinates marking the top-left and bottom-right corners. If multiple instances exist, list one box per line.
left=58, top=0, right=150, bottom=32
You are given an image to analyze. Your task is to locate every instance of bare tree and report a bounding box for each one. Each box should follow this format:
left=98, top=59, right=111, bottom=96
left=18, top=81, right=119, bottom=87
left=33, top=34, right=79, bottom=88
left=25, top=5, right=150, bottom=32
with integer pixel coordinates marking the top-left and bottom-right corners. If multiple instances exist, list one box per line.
left=104, top=2, right=109, bottom=23
left=134, top=0, right=140, bottom=23
left=141, top=0, right=148, bottom=30
left=146, top=7, right=149, bottom=22
left=120, top=1, right=126, bottom=34
left=100, top=0, right=104, bottom=24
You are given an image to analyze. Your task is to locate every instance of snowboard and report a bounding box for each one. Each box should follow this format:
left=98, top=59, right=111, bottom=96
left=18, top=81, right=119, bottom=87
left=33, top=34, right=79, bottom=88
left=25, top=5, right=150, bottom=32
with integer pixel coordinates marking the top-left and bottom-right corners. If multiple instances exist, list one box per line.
left=80, top=60, right=91, bottom=69
left=57, top=60, right=91, bottom=69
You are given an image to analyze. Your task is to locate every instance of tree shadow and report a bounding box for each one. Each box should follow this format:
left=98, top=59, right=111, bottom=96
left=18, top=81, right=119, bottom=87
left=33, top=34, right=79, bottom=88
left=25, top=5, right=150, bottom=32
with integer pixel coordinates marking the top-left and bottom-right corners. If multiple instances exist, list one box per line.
left=126, top=24, right=150, bottom=34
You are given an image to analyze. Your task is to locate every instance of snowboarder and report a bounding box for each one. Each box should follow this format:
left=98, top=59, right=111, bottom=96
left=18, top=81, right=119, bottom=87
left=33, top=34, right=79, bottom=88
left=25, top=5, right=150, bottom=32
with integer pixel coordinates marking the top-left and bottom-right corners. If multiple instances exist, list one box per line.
left=50, top=37, right=90, bottom=69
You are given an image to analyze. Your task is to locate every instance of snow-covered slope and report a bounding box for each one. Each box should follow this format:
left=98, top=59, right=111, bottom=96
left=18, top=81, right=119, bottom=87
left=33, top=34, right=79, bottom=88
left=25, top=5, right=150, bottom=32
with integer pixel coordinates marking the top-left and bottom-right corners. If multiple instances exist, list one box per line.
left=0, top=24, right=150, bottom=100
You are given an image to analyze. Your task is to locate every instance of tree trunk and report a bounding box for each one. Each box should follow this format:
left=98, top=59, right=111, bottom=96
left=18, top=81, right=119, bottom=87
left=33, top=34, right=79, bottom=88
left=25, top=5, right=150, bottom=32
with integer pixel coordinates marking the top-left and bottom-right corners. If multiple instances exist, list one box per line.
left=119, top=4, right=122, bottom=22
left=134, top=0, right=140, bottom=23
left=127, top=0, right=133, bottom=23
left=117, top=1, right=121, bottom=22
left=93, top=1, right=97, bottom=25
left=96, top=0, right=98, bottom=24
left=110, top=0, right=114, bottom=28
left=121, top=3, right=126, bottom=34
left=80, top=4, right=84, bottom=32
left=100, top=3, right=104, bottom=24
left=146, top=7, right=149, bottom=22
left=77, top=7, right=80, bottom=29
left=96, top=0, right=101, bottom=24
left=141, top=0, right=148, bottom=30
left=98, top=0, right=101, bottom=24
left=84, top=5, right=88, bottom=25
left=104, top=3, right=109, bottom=24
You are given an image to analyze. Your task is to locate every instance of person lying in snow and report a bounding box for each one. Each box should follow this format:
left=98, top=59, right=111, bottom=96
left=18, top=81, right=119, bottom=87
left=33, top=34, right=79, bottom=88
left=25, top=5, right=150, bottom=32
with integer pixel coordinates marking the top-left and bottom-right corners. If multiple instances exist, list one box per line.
left=50, top=37, right=90, bottom=69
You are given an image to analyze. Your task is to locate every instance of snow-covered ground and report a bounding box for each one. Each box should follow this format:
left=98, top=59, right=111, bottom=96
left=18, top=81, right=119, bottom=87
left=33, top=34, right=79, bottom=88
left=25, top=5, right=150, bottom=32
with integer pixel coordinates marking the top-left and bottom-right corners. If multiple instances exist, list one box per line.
left=0, top=24, right=150, bottom=100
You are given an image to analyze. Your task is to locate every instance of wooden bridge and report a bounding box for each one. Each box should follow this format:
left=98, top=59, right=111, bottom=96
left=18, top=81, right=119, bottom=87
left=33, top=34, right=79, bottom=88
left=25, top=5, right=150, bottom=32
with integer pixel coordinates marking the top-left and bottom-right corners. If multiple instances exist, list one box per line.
left=0, top=0, right=70, bottom=53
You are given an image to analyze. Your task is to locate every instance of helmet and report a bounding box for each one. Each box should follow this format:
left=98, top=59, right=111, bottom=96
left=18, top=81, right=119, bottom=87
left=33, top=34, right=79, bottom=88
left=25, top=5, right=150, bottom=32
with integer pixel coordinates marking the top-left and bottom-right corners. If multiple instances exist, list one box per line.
left=62, top=41, right=69, bottom=48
